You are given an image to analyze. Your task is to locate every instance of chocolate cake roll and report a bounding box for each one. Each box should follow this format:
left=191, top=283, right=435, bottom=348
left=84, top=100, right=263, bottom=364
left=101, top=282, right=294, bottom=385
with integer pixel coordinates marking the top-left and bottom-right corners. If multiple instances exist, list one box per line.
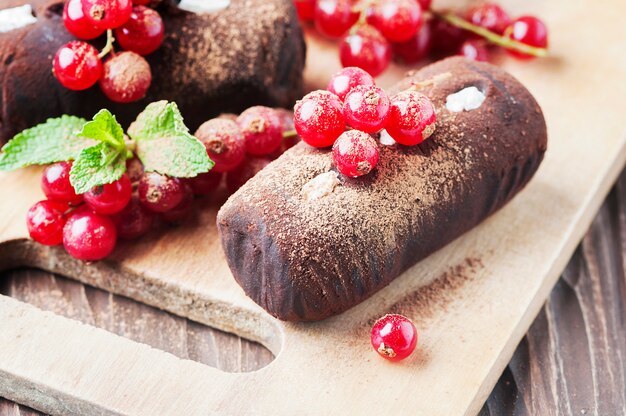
left=0, top=0, right=305, bottom=142
left=218, top=57, right=548, bottom=322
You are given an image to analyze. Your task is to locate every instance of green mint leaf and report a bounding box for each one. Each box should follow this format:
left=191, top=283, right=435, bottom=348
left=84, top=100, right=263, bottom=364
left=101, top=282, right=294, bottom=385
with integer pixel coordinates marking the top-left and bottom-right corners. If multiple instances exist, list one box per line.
left=0, top=116, right=93, bottom=170
left=128, top=101, right=213, bottom=178
left=77, top=109, right=126, bottom=150
left=69, top=142, right=126, bottom=194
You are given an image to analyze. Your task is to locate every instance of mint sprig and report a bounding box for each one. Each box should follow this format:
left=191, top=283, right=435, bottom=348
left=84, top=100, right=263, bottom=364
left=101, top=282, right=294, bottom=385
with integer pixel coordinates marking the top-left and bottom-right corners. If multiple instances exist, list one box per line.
left=0, top=102, right=213, bottom=194
left=129, top=101, right=214, bottom=177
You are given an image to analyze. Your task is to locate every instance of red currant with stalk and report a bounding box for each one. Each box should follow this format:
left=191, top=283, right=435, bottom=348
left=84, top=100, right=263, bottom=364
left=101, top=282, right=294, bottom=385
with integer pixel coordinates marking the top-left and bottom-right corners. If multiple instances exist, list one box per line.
left=110, top=196, right=154, bottom=240
left=195, top=118, right=246, bottom=173
left=237, top=107, right=284, bottom=156
left=99, top=51, right=152, bottom=103
left=83, top=173, right=132, bottom=215
left=63, top=207, right=118, bottom=261
left=367, top=0, right=423, bottom=43
left=332, top=130, right=379, bottom=178
left=465, top=3, right=511, bottom=35
left=327, top=66, right=375, bottom=102
left=314, top=0, right=359, bottom=39
left=53, top=41, right=103, bottom=91
left=386, top=90, right=436, bottom=146
left=41, top=161, right=84, bottom=205
left=294, top=90, right=346, bottom=148
left=371, top=314, right=418, bottom=361
left=138, top=172, right=186, bottom=213
left=115, top=5, right=165, bottom=56
left=343, top=85, right=390, bottom=133
left=63, top=0, right=105, bottom=40
left=26, top=200, right=69, bottom=246
left=80, top=0, right=133, bottom=30
left=339, top=25, right=391, bottom=77
left=504, top=16, right=548, bottom=60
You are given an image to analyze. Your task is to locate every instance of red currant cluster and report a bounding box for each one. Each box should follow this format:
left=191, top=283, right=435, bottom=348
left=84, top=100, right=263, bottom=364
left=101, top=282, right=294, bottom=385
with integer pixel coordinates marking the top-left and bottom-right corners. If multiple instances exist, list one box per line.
left=53, top=0, right=164, bottom=103
left=26, top=107, right=297, bottom=261
left=294, top=0, right=548, bottom=76
left=293, top=66, right=435, bottom=178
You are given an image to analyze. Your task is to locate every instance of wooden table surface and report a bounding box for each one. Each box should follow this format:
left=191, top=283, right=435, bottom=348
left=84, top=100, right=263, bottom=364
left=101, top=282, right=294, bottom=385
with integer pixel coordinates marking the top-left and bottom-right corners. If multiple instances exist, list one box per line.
left=1, top=167, right=625, bottom=416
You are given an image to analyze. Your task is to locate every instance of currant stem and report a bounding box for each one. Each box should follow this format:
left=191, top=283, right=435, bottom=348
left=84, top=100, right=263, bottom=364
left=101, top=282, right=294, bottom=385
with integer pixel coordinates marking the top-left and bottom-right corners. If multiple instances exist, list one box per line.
left=98, top=29, right=115, bottom=59
left=282, top=129, right=298, bottom=139
left=433, top=12, right=548, bottom=57
left=350, top=0, right=375, bottom=34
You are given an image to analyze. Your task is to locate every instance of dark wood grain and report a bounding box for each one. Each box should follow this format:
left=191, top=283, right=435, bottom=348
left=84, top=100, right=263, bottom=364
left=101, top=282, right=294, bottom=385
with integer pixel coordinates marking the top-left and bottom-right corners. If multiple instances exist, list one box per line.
left=2, top=170, right=626, bottom=415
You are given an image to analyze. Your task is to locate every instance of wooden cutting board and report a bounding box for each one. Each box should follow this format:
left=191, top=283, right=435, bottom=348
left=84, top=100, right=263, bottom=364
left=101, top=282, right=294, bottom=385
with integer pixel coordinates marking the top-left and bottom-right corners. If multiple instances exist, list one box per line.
left=1, top=0, right=625, bottom=414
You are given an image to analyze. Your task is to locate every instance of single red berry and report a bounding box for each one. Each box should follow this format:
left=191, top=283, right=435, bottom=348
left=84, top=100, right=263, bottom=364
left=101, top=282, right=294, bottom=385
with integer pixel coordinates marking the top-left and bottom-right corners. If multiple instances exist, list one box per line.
left=465, top=3, right=511, bottom=35
left=237, top=106, right=283, bottom=156
left=343, top=85, right=390, bottom=133
left=294, top=0, right=316, bottom=21
left=195, top=118, right=246, bottom=173
left=63, top=0, right=105, bottom=40
left=339, top=25, right=391, bottom=77
left=371, top=314, right=418, bottom=361
left=41, top=161, right=83, bottom=205
left=458, top=39, right=489, bottom=62
left=416, top=0, right=431, bottom=10
left=63, top=207, right=117, bottom=261
left=83, top=174, right=132, bottom=215
left=110, top=196, right=154, bottom=240
left=392, top=19, right=431, bottom=64
left=367, top=0, right=423, bottom=43
left=429, top=14, right=468, bottom=56
left=99, top=51, right=152, bottom=103
left=53, top=41, right=103, bottom=91
left=386, top=90, right=436, bottom=146
left=226, top=157, right=272, bottom=193
left=275, top=108, right=296, bottom=133
left=161, top=184, right=194, bottom=224
left=332, top=130, right=379, bottom=178
left=26, top=200, right=69, bottom=246
left=115, top=6, right=164, bottom=56
left=294, top=90, right=345, bottom=148
left=327, top=66, right=375, bottom=102
left=80, top=0, right=132, bottom=30
left=138, top=172, right=185, bottom=213
left=504, top=16, right=548, bottom=60
left=314, top=0, right=359, bottom=39
left=186, top=171, right=223, bottom=196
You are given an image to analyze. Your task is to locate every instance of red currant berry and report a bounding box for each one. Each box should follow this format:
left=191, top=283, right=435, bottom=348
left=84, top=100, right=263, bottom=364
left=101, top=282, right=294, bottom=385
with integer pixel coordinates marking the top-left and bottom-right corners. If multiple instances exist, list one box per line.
left=416, top=0, right=431, bottom=10
left=63, top=0, right=105, bottom=40
left=186, top=171, right=223, bottom=196
left=343, top=85, right=390, bottom=133
left=294, top=90, right=345, bottom=148
left=504, top=16, right=548, bottom=60
left=161, top=184, right=194, bottom=224
left=226, top=157, right=272, bottom=193
left=41, top=161, right=83, bottom=205
left=269, top=109, right=300, bottom=159
left=386, top=90, right=436, bottom=146
left=81, top=0, right=132, bottom=30
left=99, top=51, right=152, bottom=103
left=275, top=108, right=295, bottom=133
left=314, top=0, right=359, bottom=39
left=294, top=0, right=316, bottom=21
left=138, top=172, right=185, bottom=213
left=429, top=14, right=468, bottom=55
left=110, top=196, right=154, bottom=240
left=115, top=6, right=164, bottom=56
left=63, top=207, right=117, bottom=261
left=83, top=173, right=132, bottom=215
left=26, top=200, right=68, bottom=246
left=392, top=19, right=431, bottom=64
left=327, top=66, right=375, bottom=102
left=458, top=39, right=489, bottom=62
left=126, top=158, right=144, bottom=184
left=367, top=0, right=423, bottom=43
left=465, top=3, right=511, bottom=35
left=53, top=41, right=103, bottom=91
left=371, top=314, right=418, bottom=361
left=339, top=26, right=391, bottom=77
left=195, top=118, right=246, bottom=173
left=236, top=106, right=283, bottom=156
left=332, top=130, right=379, bottom=178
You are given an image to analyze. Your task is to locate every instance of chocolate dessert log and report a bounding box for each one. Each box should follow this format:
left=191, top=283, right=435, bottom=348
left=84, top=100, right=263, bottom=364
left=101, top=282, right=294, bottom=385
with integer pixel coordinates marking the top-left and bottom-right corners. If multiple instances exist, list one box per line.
left=218, top=57, right=548, bottom=321
left=0, top=0, right=305, bottom=142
